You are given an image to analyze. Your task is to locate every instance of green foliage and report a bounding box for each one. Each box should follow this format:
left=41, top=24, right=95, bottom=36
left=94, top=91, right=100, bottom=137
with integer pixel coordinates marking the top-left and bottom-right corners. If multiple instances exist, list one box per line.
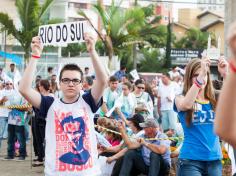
left=95, top=40, right=107, bottom=56
left=62, top=43, right=86, bottom=57
left=165, top=20, right=172, bottom=68
left=138, top=48, right=165, bottom=73
left=0, top=0, right=55, bottom=61
left=173, top=28, right=215, bottom=50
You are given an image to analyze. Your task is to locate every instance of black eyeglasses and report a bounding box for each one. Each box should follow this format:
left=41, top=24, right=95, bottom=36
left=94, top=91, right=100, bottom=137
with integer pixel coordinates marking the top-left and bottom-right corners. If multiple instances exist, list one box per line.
left=61, top=78, right=82, bottom=85
left=6, top=83, right=13, bottom=86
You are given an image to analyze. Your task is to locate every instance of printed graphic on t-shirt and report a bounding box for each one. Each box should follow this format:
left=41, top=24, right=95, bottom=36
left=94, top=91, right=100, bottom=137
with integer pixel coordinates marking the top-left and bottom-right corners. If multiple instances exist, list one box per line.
left=193, top=103, right=215, bottom=125
left=8, top=109, right=25, bottom=126
left=54, top=108, right=93, bottom=172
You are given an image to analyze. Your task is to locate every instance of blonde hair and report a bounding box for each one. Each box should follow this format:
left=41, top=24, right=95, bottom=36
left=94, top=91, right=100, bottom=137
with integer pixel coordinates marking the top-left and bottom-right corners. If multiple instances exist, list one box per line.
left=183, top=59, right=216, bottom=126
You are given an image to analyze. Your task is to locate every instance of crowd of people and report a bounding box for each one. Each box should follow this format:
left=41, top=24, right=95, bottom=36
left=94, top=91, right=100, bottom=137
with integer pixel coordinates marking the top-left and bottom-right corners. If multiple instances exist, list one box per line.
left=0, top=24, right=235, bottom=176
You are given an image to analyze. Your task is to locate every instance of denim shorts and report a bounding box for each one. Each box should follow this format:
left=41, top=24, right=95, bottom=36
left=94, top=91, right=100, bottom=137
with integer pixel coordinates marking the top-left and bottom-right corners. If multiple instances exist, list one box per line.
left=177, top=159, right=222, bottom=176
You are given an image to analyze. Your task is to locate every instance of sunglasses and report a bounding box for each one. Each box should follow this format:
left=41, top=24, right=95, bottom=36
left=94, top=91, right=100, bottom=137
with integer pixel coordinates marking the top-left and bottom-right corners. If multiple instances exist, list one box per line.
left=6, top=83, right=13, bottom=86
left=137, top=86, right=145, bottom=90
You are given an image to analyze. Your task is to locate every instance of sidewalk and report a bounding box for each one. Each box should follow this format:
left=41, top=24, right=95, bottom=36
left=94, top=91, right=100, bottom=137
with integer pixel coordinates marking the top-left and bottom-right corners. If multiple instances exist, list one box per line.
left=0, top=139, right=44, bottom=176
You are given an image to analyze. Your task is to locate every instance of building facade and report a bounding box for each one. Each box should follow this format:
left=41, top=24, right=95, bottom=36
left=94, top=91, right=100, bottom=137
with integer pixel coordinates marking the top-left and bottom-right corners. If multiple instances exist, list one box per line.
left=197, top=0, right=224, bottom=12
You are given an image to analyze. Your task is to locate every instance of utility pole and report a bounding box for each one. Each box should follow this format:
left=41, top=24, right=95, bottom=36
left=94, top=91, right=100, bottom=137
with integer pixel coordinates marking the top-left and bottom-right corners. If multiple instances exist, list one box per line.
left=224, top=0, right=236, bottom=58
left=133, top=0, right=138, bottom=69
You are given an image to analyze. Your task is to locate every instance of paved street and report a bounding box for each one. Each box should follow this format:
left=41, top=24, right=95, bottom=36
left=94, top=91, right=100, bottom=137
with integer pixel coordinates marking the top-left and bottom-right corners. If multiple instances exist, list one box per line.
left=0, top=139, right=44, bottom=176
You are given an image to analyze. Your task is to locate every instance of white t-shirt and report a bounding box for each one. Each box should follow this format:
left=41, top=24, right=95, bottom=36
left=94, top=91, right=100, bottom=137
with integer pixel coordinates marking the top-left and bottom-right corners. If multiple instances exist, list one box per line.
left=39, top=91, right=102, bottom=176
left=158, top=83, right=176, bottom=111
left=0, top=89, right=14, bottom=117
left=8, top=90, right=27, bottom=126
left=132, top=92, right=153, bottom=118
left=103, top=87, right=119, bottom=110
left=115, top=93, right=137, bottom=118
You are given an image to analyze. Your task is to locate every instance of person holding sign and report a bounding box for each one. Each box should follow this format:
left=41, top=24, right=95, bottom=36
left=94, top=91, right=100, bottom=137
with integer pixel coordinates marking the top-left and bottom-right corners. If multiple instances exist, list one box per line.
left=174, top=56, right=228, bottom=176
left=19, top=34, right=108, bottom=176
left=215, top=22, right=236, bottom=148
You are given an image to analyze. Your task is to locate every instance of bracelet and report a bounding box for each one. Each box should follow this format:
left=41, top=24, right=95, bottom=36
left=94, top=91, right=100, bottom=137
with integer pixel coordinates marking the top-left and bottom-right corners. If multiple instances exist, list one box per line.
left=196, top=77, right=205, bottom=86
left=32, top=55, right=40, bottom=59
left=229, top=60, right=236, bottom=73
left=194, top=81, right=202, bottom=89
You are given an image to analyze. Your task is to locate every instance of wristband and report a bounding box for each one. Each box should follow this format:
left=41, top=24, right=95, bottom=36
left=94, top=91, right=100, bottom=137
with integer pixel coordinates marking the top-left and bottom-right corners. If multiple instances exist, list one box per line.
left=229, top=60, right=236, bottom=73
left=32, top=55, right=40, bottom=59
left=194, top=81, right=202, bottom=89
left=196, top=77, right=205, bottom=86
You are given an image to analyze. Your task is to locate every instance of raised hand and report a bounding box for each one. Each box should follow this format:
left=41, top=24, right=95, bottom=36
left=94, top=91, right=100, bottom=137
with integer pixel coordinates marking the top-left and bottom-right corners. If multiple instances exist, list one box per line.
left=200, top=57, right=211, bottom=77
left=31, top=36, right=43, bottom=57
left=84, top=33, right=96, bottom=53
left=218, top=56, right=229, bottom=77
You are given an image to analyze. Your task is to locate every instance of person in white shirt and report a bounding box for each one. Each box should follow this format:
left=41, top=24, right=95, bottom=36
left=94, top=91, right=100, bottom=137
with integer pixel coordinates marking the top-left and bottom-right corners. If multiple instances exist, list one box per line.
left=84, top=67, right=91, bottom=77
left=101, top=76, right=119, bottom=118
left=132, top=79, right=153, bottom=119
left=168, top=66, right=180, bottom=80
left=114, top=82, right=137, bottom=119
left=158, top=73, right=178, bottom=135
left=19, top=34, right=108, bottom=176
left=0, top=80, right=14, bottom=150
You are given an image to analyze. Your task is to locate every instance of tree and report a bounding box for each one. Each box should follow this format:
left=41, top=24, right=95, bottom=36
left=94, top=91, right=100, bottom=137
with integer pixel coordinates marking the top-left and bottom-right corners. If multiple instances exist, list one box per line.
left=165, top=16, right=172, bottom=68
left=138, top=48, right=165, bottom=73
left=0, top=0, right=55, bottom=63
left=62, top=43, right=86, bottom=57
left=80, top=1, right=165, bottom=70
left=173, top=28, right=216, bottom=50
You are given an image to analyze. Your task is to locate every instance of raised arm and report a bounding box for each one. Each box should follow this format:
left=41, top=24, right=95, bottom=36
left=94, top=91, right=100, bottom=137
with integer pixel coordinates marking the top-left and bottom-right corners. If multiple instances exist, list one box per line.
left=84, top=34, right=108, bottom=104
left=118, top=123, right=141, bottom=149
left=215, top=59, right=236, bottom=147
left=175, top=59, right=210, bottom=111
left=19, top=37, right=42, bottom=109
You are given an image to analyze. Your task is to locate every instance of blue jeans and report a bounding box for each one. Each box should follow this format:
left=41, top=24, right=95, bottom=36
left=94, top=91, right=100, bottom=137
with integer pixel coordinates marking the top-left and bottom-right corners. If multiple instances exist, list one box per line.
left=7, top=124, right=26, bottom=157
left=161, top=110, right=177, bottom=132
left=177, top=159, right=222, bottom=176
left=119, top=149, right=170, bottom=176
left=24, top=115, right=30, bottom=141
left=0, top=117, right=8, bottom=149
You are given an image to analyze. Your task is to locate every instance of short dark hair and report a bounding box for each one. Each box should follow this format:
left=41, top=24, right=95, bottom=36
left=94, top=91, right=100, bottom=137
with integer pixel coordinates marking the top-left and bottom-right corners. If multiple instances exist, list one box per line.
left=48, top=67, right=53, bottom=72
left=122, top=74, right=128, bottom=79
left=39, top=79, right=50, bottom=91
left=123, top=82, right=132, bottom=90
left=36, top=75, right=41, bottom=79
left=134, top=79, right=145, bottom=86
left=85, top=67, right=89, bottom=70
left=59, top=64, right=83, bottom=81
left=128, top=114, right=144, bottom=131
left=120, top=66, right=126, bottom=70
left=10, top=63, right=15, bottom=67
left=109, top=76, right=118, bottom=82
left=162, top=72, right=171, bottom=79
left=85, top=76, right=93, bottom=86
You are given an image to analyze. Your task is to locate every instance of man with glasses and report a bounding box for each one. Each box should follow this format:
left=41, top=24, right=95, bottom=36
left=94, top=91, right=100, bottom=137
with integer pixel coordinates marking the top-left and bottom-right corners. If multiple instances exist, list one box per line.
left=19, top=33, right=108, bottom=176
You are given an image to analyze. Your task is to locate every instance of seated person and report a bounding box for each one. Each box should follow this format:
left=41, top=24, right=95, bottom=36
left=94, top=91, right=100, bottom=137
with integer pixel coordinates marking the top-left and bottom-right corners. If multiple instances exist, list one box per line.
left=119, top=119, right=171, bottom=176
